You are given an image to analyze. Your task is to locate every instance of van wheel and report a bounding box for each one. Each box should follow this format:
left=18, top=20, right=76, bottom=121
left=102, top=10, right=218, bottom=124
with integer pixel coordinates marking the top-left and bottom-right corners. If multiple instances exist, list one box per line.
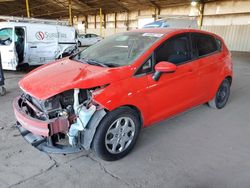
left=92, top=107, right=140, bottom=161
left=208, top=79, right=230, bottom=109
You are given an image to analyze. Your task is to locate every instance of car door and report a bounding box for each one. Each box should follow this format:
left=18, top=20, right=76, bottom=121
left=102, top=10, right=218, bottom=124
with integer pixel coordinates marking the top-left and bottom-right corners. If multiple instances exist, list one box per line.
left=87, top=34, right=97, bottom=45
left=191, top=33, right=221, bottom=101
left=79, top=34, right=85, bottom=44
left=0, top=27, right=18, bottom=70
left=91, top=34, right=100, bottom=44
left=84, top=34, right=92, bottom=45
left=146, top=33, right=199, bottom=123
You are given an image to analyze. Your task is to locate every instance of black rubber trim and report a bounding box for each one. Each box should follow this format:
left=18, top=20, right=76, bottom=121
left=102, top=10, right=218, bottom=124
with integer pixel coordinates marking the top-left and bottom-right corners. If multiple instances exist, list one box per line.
left=16, top=122, right=83, bottom=154
left=58, top=42, right=77, bottom=45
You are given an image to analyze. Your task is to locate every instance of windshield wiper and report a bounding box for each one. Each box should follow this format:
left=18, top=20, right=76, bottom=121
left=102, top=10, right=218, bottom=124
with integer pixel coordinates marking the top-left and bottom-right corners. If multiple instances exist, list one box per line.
left=104, top=63, right=120, bottom=67
left=85, top=59, right=108, bottom=67
left=75, top=57, right=118, bottom=68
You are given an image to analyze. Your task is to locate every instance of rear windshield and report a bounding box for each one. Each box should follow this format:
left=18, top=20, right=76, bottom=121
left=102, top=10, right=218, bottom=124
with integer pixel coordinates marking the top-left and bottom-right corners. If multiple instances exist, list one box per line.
left=73, top=32, right=163, bottom=67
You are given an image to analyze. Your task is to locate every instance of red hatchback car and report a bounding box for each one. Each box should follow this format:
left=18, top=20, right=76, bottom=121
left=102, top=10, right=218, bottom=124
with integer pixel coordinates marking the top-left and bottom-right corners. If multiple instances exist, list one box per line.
left=13, top=28, right=232, bottom=161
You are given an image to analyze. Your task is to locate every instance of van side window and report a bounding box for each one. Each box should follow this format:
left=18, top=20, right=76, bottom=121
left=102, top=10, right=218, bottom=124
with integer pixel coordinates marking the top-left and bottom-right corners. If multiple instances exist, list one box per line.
left=155, top=34, right=191, bottom=65
left=0, top=28, right=13, bottom=46
left=192, top=33, right=218, bottom=57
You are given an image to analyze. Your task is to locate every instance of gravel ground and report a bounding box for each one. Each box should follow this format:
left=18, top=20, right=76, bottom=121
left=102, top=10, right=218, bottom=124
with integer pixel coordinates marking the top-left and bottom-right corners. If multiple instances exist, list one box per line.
left=0, top=52, right=250, bottom=188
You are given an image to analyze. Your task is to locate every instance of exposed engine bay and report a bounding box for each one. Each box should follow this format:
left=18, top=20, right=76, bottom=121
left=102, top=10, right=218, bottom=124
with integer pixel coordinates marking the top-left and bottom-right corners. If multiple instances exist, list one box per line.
left=15, top=87, right=106, bottom=153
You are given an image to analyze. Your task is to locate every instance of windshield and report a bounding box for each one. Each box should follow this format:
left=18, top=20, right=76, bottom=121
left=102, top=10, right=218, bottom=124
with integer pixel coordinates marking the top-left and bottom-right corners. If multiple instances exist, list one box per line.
left=0, top=28, right=13, bottom=46
left=73, top=32, right=163, bottom=67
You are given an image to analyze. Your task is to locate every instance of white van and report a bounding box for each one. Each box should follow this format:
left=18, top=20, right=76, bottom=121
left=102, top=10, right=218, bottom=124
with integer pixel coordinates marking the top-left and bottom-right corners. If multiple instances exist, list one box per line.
left=0, top=20, right=77, bottom=70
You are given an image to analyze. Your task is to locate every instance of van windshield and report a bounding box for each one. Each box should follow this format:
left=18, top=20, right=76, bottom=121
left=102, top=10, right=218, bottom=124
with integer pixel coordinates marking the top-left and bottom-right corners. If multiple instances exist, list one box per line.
left=73, top=32, right=163, bottom=67
left=0, top=28, right=13, bottom=46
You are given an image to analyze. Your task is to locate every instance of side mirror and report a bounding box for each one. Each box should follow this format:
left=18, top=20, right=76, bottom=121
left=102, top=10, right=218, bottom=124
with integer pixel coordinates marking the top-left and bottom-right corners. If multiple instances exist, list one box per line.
left=152, top=61, right=177, bottom=81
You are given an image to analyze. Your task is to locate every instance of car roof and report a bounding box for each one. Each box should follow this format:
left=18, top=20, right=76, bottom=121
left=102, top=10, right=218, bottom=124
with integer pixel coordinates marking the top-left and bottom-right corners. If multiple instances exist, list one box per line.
left=129, top=28, right=219, bottom=38
left=131, top=28, right=179, bottom=34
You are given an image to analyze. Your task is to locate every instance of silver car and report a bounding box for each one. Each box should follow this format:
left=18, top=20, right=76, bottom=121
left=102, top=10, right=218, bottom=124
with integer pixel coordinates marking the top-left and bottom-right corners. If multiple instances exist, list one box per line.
left=78, top=33, right=103, bottom=46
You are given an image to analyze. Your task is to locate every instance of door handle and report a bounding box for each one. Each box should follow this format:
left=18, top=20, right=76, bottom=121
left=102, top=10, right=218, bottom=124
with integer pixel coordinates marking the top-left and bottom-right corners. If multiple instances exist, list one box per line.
left=188, top=68, right=193, bottom=72
left=9, top=50, right=13, bottom=52
left=30, top=46, right=37, bottom=48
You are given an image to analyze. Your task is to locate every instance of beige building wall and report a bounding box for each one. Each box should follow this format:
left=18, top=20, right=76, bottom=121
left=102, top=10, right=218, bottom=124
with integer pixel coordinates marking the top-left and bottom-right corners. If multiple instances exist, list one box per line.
left=73, top=0, right=250, bottom=51
left=202, top=0, right=250, bottom=52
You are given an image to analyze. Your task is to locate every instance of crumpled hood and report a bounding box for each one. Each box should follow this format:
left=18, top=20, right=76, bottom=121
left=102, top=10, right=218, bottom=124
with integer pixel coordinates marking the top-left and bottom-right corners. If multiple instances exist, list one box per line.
left=19, top=58, right=129, bottom=100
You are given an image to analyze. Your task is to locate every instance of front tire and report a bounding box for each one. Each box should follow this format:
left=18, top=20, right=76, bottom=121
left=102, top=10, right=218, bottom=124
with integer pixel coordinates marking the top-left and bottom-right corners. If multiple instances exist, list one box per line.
left=92, top=107, right=141, bottom=161
left=208, top=79, right=231, bottom=109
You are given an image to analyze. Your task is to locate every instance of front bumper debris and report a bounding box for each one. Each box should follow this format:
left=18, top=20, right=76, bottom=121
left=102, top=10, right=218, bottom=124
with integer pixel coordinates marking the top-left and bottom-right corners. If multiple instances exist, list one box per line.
left=13, top=95, right=107, bottom=154
left=13, top=96, right=82, bottom=154
left=16, top=123, right=83, bottom=154
left=13, top=97, right=69, bottom=137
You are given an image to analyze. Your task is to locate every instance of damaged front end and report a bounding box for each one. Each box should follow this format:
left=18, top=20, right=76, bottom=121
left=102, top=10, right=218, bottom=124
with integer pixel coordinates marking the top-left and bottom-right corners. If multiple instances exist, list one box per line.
left=13, top=88, right=106, bottom=154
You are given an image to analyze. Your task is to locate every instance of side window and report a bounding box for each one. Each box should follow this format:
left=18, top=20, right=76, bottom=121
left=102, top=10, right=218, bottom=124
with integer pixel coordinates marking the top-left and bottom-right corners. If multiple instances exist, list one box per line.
left=215, top=38, right=222, bottom=51
left=91, top=34, right=97, bottom=38
left=155, top=34, right=191, bottom=65
left=135, top=57, right=153, bottom=76
left=192, top=33, right=218, bottom=57
left=0, top=28, right=13, bottom=46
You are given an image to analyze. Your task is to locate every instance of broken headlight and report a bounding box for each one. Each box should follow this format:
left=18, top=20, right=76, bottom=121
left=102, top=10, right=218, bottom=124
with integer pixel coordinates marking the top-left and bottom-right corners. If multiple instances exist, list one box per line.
left=41, top=96, right=61, bottom=114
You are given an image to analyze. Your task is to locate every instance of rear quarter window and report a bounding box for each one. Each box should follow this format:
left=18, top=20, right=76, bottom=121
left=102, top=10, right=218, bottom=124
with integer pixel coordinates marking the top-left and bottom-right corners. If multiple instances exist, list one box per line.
left=215, top=38, right=222, bottom=51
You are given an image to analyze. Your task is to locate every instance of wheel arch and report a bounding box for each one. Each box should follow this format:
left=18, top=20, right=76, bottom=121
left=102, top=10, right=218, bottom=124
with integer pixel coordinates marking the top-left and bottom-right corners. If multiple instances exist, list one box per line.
left=225, top=75, right=232, bottom=85
left=121, top=105, right=144, bottom=128
left=209, top=74, right=232, bottom=101
left=103, top=105, right=144, bottom=128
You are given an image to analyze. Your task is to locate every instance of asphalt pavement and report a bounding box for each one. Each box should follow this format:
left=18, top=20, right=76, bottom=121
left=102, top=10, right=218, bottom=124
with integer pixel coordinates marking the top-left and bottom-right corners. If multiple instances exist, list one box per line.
left=0, top=52, right=250, bottom=188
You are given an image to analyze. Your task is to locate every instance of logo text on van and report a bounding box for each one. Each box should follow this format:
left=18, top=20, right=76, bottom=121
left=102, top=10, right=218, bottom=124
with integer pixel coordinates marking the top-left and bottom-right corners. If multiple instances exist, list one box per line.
left=35, top=31, right=67, bottom=40
left=35, top=31, right=45, bottom=40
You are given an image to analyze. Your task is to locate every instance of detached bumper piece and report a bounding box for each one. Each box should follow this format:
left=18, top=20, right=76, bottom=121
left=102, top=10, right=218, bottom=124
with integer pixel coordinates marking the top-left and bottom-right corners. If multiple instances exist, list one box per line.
left=13, top=97, right=69, bottom=137
left=13, top=96, right=83, bottom=154
left=13, top=95, right=107, bottom=154
left=16, top=123, right=83, bottom=154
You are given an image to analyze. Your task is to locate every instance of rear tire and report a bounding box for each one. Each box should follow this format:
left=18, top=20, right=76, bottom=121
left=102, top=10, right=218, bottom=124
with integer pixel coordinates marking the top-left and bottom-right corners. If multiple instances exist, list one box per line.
left=208, top=79, right=231, bottom=109
left=92, top=107, right=141, bottom=161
